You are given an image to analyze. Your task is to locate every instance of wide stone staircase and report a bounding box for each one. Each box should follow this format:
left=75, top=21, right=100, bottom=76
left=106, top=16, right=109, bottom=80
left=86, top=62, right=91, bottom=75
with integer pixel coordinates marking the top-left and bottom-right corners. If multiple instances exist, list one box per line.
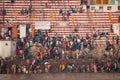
left=0, top=0, right=120, bottom=45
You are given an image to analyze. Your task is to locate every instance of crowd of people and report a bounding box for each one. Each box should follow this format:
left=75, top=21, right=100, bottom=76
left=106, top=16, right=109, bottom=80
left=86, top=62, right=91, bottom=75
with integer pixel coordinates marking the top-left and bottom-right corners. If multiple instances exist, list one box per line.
left=0, top=0, right=120, bottom=74
left=0, top=56, right=120, bottom=74
left=0, top=28, right=120, bottom=74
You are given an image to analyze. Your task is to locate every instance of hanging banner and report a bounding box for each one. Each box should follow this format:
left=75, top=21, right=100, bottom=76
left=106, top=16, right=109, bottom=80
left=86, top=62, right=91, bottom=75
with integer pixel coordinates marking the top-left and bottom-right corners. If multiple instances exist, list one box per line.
left=112, top=23, right=120, bottom=35
left=12, top=26, right=17, bottom=38
left=20, top=24, right=26, bottom=38
left=35, top=21, right=50, bottom=29
left=72, top=15, right=75, bottom=25
left=57, top=21, right=69, bottom=27
left=50, top=12, right=54, bottom=19
left=14, top=13, right=17, bottom=21
left=32, top=28, right=35, bottom=38
left=31, top=13, right=35, bottom=21
left=108, top=13, right=112, bottom=21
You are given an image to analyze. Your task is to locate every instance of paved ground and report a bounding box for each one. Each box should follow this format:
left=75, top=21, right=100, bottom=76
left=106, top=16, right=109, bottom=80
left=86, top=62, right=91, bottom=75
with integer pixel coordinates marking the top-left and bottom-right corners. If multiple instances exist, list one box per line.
left=0, top=73, right=120, bottom=80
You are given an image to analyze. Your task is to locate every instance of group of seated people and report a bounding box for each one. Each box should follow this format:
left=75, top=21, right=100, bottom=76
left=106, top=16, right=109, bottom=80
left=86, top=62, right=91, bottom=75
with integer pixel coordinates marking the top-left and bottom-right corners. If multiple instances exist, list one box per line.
left=0, top=56, right=120, bottom=74
left=59, top=6, right=85, bottom=21
left=20, top=5, right=32, bottom=15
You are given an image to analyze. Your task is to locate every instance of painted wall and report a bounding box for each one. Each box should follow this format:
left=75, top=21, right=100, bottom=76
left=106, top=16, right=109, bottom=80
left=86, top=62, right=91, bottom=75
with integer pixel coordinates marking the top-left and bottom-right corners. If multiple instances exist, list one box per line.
left=89, top=0, right=118, bottom=12
left=112, top=23, right=120, bottom=35
left=90, top=5, right=118, bottom=12
left=0, top=41, right=16, bottom=58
